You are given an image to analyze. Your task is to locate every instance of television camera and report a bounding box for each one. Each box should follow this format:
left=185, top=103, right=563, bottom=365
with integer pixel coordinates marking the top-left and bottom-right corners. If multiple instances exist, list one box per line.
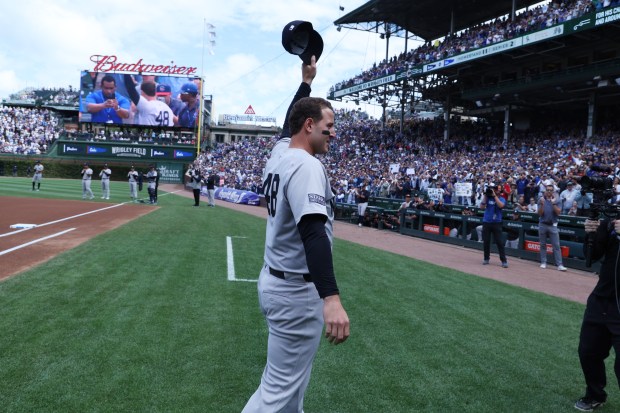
left=577, top=165, right=619, bottom=220
left=577, top=165, right=620, bottom=267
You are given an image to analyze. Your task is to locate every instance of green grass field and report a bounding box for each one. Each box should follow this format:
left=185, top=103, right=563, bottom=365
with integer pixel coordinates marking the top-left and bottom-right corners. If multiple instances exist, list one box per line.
left=0, top=177, right=614, bottom=412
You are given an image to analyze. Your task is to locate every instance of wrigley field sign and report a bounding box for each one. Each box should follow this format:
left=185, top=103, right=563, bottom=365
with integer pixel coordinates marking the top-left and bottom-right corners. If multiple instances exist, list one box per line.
left=58, top=140, right=196, bottom=161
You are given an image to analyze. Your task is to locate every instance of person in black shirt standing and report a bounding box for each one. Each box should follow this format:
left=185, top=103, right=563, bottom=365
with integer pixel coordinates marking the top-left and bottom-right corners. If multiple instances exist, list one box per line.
left=356, top=183, right=370, bottom=227
left=575, top=217, right=620, bottom=411
left=205, top=168, right=218, bottom=207
left=186, top=165, right=203, bottom=207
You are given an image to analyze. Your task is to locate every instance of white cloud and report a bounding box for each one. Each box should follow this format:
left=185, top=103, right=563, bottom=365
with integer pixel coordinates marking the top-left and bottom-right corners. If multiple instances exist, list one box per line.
left=0, top=0, right=402, bottom=123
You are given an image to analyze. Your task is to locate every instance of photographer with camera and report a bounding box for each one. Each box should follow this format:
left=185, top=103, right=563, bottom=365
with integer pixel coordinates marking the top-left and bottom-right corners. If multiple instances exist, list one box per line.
left=537, top=184, right=567, bottom=271
left=186, top=164, right=204, bottom=207
left=480, top=184, right=509, bottom=268
left=574, top=217, right=620, bottom=411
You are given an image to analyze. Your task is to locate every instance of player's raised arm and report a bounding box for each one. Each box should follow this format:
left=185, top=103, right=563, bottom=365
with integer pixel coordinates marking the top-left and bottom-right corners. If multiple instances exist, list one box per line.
left=123, top=74, right=140, bottom=106
left=280, top=55, right=317, bottom=140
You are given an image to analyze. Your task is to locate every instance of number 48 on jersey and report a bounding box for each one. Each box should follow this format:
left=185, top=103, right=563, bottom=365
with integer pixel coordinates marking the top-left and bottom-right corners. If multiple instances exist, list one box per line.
left=263, top=173, right=280, bottom=217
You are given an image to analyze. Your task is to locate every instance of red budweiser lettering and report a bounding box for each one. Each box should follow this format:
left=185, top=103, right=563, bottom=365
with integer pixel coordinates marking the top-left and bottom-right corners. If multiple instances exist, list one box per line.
left=90, top=55, right=198, bottom=76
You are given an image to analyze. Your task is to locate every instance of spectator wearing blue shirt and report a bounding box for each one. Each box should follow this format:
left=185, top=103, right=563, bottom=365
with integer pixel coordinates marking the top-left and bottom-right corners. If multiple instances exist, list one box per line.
left=85, top=75, right=130, bottom=124
left=480, top=184, right=508, bottom=268
left=516, top=172, right=529, bottom=195
left=177, top=82, right=200, bottom=128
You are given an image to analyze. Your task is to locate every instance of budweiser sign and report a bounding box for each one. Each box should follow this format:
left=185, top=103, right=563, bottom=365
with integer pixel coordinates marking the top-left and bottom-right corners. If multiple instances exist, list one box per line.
left=90, top=55, right=198, bottom=76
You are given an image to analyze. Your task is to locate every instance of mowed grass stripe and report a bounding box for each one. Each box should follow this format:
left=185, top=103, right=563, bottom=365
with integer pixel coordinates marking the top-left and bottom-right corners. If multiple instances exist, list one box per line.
left=1, top=177, right=163, bottom=202
left=0, top=177, right=610, bottom=412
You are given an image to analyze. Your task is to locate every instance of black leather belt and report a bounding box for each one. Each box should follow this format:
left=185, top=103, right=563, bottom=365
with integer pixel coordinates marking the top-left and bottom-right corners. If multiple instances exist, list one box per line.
left=268, top=266, right=312, bottom=282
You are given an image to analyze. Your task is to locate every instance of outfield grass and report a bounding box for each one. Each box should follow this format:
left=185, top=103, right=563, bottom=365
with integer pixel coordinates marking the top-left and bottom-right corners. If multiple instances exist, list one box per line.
left=0, top=177, right=614, bottom=412
left=0, top=176, right=153, bottom=203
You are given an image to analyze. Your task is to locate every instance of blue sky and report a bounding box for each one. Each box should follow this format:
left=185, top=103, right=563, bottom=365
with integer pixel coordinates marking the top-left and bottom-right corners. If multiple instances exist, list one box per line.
left=0, top=0, right=415, bottom=125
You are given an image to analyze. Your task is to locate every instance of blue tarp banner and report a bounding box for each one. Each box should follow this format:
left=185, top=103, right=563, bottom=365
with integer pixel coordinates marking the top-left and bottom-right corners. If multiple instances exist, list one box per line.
left=210, top=187, right=261, bottom=206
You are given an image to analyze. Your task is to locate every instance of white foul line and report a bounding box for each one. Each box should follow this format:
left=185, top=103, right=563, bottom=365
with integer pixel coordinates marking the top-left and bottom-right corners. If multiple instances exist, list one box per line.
left=0, top=228, right=76, bottom=256
left=1, top=189, right=184, bottom=239
left=226, top=236, right=257, bottom=283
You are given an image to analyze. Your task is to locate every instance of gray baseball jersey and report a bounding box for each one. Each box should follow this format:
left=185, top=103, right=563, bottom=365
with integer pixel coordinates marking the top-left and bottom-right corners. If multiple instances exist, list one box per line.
left=263, top=139, right=334, bottom=274
left=82, top=167, right=93, bottom=181
left=32, top=164, right=44, bottom=182
left=146, top=170, right=158, bottom=189
left=135, top=97, right=175, bottom=126
left=99, top=167, right=111, bottom=179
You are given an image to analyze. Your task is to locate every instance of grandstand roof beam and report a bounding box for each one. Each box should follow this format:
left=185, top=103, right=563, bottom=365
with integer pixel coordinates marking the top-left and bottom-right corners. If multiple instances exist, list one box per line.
left=334, top=0, right=544, bottom=42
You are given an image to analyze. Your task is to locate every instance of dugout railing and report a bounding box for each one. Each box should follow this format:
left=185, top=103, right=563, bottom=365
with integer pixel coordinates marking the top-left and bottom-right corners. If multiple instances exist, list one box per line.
left=334, top=198, right=597, bottom=272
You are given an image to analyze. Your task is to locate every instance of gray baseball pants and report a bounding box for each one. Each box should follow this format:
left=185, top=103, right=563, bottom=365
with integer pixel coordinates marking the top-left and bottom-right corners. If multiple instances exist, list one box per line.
left=101, top=179, right=110, bottom=198
left=82, top=179, right=93, bottom=199
left=242, top=265, right=323, bottom=413
left=538, top=222, right=563, bottom=266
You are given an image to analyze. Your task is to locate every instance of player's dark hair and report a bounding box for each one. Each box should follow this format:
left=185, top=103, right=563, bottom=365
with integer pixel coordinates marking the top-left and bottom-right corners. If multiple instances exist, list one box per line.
left=141, top=81, right=157, bottom=97
left=101, top=75, right=116, bottom=86
left=288, top=97, right=333, bottom=136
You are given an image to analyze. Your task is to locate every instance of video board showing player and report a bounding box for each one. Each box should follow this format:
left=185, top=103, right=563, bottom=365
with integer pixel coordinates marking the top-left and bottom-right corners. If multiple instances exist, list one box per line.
left=79, top=71, right=202, bottom=129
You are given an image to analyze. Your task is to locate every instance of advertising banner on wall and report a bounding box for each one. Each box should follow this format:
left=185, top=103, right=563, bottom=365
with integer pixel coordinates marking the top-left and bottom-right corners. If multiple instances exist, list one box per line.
left=157, top=163, right=185, bottom=183
left=211, top=187, right=261, bottom=205
left=58, top=140, right=195, bottom=162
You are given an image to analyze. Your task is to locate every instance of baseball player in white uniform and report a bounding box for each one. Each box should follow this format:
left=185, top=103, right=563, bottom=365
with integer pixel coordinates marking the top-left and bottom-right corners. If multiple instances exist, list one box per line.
left=32, top=160, right=44, bottom=191
left=99, top=163, right=112, bottom=199
left=123, top=74, right=175, bottom=127
left=128, top=166, right=139, bottom=201
left=242, top=56, right=350, bottom=413
left=146, top=165, right=158, bottom=204
left=81, top=163, right=94, bottom=199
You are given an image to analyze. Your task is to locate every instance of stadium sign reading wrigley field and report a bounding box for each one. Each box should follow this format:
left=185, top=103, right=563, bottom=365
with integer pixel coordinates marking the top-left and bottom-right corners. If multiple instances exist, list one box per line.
left=57, top=140, right=196, bottom=161
left=90, top=55, right=198, bottom=76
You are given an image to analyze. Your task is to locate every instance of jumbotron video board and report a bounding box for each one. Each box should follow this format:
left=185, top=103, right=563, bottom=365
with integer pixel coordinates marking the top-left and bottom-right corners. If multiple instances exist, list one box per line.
left=79, top=71, right=202, bottom=129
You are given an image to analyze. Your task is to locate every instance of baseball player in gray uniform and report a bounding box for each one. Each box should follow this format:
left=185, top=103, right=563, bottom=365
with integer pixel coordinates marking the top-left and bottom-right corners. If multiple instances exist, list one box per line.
left=81, top=163, right=94, bottom=199
left=146, top=165, right=158, bottom=204
left=242, top=56, right=350, bottom=413
left=99, top=163, right=112, bottom=199
left=32, top=160, right=44, bottom=191
left=128, top=166, right=139, bottom=201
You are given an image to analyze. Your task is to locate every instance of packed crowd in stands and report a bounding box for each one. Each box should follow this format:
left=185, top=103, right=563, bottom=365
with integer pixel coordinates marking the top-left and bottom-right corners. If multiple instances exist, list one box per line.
left=195, top=109, right=620, bottom=211
left=8, top=87, right=79, bottom=107
left=0, top=106, right=62, bottom=154
left=331, top=0, right=610, bottom=92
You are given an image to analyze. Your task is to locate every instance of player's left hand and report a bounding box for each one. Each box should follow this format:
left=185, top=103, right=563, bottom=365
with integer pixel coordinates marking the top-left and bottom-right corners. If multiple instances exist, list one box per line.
left=323, top=295, right=350, bottom=345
